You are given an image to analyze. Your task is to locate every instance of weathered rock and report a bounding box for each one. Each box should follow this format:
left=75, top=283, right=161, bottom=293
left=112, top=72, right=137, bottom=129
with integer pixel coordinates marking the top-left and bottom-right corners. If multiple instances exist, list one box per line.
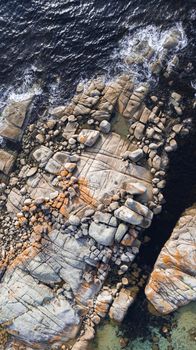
left=0, top=233, right=95, bottom=344
left=74, top=104, right=91, bottom=116
left=49, top=105, right=66, bottom=117
left=32, top=146, right=53, bottom=167
left=125, top=198, right=153, bottom=220
left=134, top=123, right=145, bottom=140
left=95, top=290, right=113, bottom=317
left=78, top=129, right=100, bottom=147
left=0, top=150, right=16, bottom=175
left=0, top=96, right=33, bottom=142
left=6, top=188, right=24, bottom=214
left=114, top=206, right=143, bottom=225
left=77, top=133, right=152, bottom=203
left=115, top=223, right=128, bottom=243
left=0, top=69, right=183, bottom=350
left=127, top=149, right=144, bottom=162
left=163, top=30, right=181, bottom=49
left=109, top=289, right=134, bottom=322
left=145, top=205, right=196, bottom=314
left=89, top=221, right=116, bottom=246
left=99, top=120, right=111, bottom=134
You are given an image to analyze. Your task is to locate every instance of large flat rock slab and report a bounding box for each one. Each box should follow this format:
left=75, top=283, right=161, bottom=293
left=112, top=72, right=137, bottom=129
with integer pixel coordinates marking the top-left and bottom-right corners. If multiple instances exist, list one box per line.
left=0, top=233, right=95, bottom=344
left=77, top=133, right=152, bottom=204
left=145, top=205, right=196, bottom=314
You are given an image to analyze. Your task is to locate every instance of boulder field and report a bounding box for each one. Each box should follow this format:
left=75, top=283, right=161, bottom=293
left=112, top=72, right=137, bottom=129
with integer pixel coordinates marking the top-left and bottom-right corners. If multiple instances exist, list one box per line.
left=0, top=73, right=193, bottom=350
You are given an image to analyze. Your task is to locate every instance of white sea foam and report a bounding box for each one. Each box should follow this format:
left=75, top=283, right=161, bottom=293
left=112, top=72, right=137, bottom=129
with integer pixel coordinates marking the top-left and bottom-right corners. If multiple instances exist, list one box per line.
left=111, top=22, right=188, bottom=83
left=0, top=65, right=42, bottom=117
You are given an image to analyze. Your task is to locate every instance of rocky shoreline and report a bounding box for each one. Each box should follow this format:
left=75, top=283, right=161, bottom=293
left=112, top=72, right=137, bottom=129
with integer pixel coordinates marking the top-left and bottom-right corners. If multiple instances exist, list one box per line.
left=145, top=205, right=196, bottom=314
left=0, top=30, right=195, bottom=350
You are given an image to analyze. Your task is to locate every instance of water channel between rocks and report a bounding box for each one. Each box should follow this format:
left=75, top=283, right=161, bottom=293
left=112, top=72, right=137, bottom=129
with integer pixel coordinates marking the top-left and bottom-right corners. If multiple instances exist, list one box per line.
left=91, top=87, right=196, bottom=349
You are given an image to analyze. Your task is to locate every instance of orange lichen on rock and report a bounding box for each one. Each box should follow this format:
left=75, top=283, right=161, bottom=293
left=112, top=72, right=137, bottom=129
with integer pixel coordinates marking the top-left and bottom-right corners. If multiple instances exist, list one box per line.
left=78, top=178, right=97, bottom=206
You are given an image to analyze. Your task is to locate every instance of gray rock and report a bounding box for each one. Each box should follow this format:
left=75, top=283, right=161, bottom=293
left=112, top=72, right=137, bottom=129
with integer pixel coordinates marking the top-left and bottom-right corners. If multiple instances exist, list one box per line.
left=89, top=221, right=116, bottom=246
left=99, top=120, right=111, bottom=134
left=94, top=211, right=112, bottom=225
left=128, top=149, right=144, bottom=162
left=124, top=182, right=147, bottom=196
left=109, top=289, right=134, bottom=322
left=172, top=124, right=182, bottom=134
left=115, top=223, right=128, bottom=243
left=78, top=129, right=100, bottom=147
left=0, top=150, right=16, bottom=175
left=69, top=215, right=81, bottom=226
left=125, top=198, right=153, bottom=220
left=74, top=104, right=91, bottom=116
left=134, top=123, right=145, bottom=140
left=33, top=146, right=53, bottom=167
left=114, top=206, right=143, bottom=225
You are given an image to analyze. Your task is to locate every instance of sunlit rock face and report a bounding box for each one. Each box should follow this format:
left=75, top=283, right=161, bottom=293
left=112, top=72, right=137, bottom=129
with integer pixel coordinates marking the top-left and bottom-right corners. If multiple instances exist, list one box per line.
left=145, top=205, right=196, bottom=314
left=0, top=70, right=188, bottom=349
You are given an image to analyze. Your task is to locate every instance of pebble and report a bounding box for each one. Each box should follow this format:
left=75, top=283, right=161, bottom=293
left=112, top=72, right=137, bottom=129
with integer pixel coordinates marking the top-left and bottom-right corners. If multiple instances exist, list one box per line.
left=68, top=138, right=77, bottom=145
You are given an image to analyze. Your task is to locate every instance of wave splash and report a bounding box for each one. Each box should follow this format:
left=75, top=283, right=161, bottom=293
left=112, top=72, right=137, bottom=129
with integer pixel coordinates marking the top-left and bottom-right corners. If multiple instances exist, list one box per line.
left=111, top=23, right=188, bottom=83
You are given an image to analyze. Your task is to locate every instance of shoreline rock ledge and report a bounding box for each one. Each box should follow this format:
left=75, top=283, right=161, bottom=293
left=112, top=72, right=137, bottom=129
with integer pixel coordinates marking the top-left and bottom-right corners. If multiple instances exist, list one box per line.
left=145, top=205, right=196, bottom=314
left=0, top=73, right=189, bottom=349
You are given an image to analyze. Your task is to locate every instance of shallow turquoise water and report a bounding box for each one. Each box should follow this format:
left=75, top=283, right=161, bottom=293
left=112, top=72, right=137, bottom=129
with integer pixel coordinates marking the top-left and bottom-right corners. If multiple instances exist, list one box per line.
left=91, top=302, right=196, bottom=350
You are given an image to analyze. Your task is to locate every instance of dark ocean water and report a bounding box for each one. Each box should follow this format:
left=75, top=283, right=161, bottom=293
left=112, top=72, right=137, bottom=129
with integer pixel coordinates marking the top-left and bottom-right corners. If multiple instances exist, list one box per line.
left=0, top=1, right=196, bottom=349
left=0, top=0, right=195, bottom=106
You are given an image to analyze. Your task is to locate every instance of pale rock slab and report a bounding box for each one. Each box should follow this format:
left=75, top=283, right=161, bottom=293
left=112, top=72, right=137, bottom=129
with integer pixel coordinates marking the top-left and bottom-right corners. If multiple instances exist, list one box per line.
left=77, top=133, right=152, bottom=204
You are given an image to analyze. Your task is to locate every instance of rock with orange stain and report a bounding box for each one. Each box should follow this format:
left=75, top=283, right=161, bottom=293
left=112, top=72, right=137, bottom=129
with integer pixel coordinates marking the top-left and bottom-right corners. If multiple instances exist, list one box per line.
left=95, top=290, right=113, bottom=318
left=145, top=205, right=196, bottom=314
left=78, top=129, right=100, bottom=147
left=109, top=288, right=134, bottom=322
left=0, top=232, right=93, bottom=345
left=76, top=132, right=152, bottom=203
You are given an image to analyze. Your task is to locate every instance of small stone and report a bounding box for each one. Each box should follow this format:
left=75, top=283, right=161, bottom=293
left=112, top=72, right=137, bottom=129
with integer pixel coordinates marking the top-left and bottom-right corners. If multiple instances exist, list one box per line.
left=65, top=162, right=77, bottom=173
left=115, top=223, right=128, bottom=243
left=169, top=139, right=177, bottom=151
left=36, top=134, right=45, bottom=144
left=120, top=265, right=128, bottom=273
left=134, top=123, right=145, bottom=140
left=99, top=120, right=111, bottom=134
left=171, top=92, right=182, bottom=102
left=122, top=277, right=129, bottom=286
left=172, top=124, right=182, bottom=133
left=76, top=82, right=84, bottom=93
left=47, top=119, right=57, bottom=130
left=68, top=138, right=77, bottom=145
left=151, top=96, right=158, bottom=102
left=24, top=198, right=32, bottom=206
left=84, top=209, right=95, bottom=217
left=174, top=106, right=182, bottom=115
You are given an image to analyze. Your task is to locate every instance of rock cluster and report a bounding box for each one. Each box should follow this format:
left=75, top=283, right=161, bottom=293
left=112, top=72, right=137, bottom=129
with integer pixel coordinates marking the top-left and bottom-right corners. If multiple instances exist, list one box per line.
left=0, top=73, right=188, bottom=349
left=145, top=205, right=196, bottom=314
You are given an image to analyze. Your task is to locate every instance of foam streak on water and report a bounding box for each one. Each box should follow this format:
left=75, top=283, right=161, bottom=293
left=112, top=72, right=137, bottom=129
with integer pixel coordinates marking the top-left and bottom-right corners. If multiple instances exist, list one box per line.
left=110, top=22, right=188, bottom=84
left=0, top=0, right=195, bottom=108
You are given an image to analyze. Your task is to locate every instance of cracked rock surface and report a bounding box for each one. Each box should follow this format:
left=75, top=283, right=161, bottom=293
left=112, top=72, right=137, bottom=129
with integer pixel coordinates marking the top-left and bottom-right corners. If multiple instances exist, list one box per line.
left=0, top=71, right=190, bottom=349
left=145, top=205, right=196, bottom=314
